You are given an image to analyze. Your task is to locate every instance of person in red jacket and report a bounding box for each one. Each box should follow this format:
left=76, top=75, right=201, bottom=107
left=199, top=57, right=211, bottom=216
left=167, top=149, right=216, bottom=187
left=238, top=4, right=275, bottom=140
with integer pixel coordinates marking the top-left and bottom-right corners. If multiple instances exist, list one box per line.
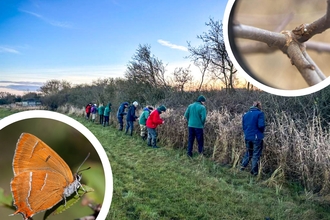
left=85, top=103, right=92, bottom=120
left=146, top=105, right=166, bottom=148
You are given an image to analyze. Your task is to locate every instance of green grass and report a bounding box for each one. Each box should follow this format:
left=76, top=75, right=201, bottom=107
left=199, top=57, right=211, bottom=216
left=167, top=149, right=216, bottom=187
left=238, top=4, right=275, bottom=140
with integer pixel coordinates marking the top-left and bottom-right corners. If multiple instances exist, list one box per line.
left=1, top=109, right=330, bottom=220
left=0, top=108, right=17, bottom=118
left=74, top=117, right=330, bottom=220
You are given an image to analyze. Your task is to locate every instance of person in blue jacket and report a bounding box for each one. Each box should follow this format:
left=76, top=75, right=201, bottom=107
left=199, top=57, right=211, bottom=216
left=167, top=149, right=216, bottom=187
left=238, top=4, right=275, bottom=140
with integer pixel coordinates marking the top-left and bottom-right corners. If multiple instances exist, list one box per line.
left=117, top=102, right=129, bottom=131
left=125, top=101, right=139, bottom=136
left=240, top=101, right=266, bottom=176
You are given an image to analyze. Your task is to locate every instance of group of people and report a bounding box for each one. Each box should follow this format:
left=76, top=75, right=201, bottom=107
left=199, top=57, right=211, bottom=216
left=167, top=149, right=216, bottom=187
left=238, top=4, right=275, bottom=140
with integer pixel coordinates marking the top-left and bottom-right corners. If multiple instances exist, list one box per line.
left=114, top=101, right=167, bottom=148
left=85, top=96, right=266, bottom=176
left=85, top=103, right=112, bottom=126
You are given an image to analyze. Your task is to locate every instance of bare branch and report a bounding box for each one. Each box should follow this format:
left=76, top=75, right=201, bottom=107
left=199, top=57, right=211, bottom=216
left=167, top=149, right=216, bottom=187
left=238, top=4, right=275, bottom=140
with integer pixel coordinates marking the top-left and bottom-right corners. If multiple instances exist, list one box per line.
left=233, top=0, right=330, bottom=87
left=306, top=41, right=330, bottom=53
left=234, top=24, right=325, bottom=86
left=238, top=42, right=277, bottom=54
left=302, top=49, right=326, bottom=80
left=239, top=40, right=330, bottom=54
left=292, top=0, right=330, bottom=42
left=286, top=42, right=322, bottom=85
left=234, top=24, right=287, bottom=49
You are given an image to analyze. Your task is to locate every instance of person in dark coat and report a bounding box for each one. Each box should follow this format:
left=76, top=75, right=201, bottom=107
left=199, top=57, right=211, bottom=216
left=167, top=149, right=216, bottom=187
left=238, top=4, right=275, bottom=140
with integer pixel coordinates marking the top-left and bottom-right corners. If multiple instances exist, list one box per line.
left=146, top=105, right=166, bottom=148
left=91, top=104, right=97, bottom=123
left=240, top=101, right=266, bottom=176
left=125, top=101, right=139, bottom=136
left=117, top=102, right=129, bottom=131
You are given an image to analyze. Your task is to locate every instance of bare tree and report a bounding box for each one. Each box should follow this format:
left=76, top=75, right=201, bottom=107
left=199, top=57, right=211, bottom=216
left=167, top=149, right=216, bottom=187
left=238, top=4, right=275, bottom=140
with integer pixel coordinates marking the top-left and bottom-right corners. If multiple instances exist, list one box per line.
left=125, top=44, right=167, bottom=88
left=188, top=18, right=237, bottom=92
left=39, top=79, right=71, bottom=95
left=192, top=57, right=211, bottom=91
left=172, top=66, right=193, bottom=92
left=232, top=0, right=330, bottom=87
left=125, top=44, right=169, bottom=105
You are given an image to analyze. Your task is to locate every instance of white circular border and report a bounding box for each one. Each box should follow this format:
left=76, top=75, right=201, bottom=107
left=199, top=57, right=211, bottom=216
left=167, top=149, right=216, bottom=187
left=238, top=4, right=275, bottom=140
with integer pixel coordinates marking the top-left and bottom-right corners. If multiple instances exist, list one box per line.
left=223, top=0, right=330, bottom=97
left=0, top=110, right=113, bottom=220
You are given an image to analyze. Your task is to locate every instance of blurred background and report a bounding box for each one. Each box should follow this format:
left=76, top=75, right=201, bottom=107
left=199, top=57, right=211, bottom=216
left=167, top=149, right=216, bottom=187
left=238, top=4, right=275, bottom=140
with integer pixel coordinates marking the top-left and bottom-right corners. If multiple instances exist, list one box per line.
left=0, top=116, right=105, bottom=220
left=232, top=0, right=330, bottom=90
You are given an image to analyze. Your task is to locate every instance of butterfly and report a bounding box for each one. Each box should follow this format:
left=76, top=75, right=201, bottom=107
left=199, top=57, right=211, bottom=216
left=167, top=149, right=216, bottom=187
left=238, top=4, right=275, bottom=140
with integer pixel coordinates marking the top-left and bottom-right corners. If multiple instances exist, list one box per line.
left=10, top=133, right=88, bottom=220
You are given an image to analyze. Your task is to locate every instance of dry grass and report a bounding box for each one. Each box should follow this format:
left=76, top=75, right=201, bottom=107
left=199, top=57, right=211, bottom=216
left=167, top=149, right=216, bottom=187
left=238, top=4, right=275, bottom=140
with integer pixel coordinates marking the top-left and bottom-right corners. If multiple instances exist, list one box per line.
left=158, top=106, right=330, bottom=195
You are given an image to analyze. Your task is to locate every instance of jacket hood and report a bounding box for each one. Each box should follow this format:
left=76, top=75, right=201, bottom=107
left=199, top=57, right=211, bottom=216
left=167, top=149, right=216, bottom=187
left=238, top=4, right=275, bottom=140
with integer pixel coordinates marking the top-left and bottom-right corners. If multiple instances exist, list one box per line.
left=249, top=106, right=260, bottom=111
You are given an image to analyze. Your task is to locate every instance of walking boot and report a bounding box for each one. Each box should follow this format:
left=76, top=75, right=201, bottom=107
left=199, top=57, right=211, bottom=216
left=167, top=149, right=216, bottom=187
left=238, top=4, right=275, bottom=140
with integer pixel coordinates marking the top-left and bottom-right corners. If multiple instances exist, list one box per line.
left=147, top=138, right=152, bottom=147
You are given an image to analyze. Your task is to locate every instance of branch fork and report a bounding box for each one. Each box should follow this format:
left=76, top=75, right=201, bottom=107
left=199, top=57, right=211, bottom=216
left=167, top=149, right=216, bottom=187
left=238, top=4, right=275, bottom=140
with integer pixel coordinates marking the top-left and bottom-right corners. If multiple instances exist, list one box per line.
left=233, top=0, right=330, bottom=86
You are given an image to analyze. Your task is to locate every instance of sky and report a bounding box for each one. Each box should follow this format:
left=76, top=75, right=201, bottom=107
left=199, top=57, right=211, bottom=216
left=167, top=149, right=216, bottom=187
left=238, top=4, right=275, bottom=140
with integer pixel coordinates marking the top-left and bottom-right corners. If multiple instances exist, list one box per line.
left=0, top=0, right=227, bottom=95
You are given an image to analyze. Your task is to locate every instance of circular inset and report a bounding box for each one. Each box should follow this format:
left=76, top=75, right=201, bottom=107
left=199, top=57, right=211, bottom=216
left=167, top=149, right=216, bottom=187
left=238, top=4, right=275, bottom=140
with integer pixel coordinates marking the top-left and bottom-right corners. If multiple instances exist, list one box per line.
left=0, top=110, right=113, bottom=220
left=223, top=0, right=330, bottom=96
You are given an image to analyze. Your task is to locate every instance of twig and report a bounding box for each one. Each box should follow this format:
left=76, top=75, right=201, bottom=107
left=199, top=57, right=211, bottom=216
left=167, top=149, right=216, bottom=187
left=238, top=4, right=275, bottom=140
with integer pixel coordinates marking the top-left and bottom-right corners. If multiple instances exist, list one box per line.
left=239, top=41, right=330, bottom=54
left=293, top=0, right=330, bottom=42
left=286, top=42, right=322, bottom=85
left=234, top=24, right=287, bottom=48
left=306, top=41, right=330, bottom=53
left=233, top=0, right=330, bottom=86
left=302, top=49, right=326, bottom=80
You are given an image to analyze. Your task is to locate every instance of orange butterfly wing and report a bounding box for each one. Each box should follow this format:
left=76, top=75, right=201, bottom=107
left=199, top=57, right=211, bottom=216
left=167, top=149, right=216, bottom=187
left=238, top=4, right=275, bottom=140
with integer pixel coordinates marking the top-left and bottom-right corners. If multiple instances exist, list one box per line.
left=11, top=133, right=75, bottom=219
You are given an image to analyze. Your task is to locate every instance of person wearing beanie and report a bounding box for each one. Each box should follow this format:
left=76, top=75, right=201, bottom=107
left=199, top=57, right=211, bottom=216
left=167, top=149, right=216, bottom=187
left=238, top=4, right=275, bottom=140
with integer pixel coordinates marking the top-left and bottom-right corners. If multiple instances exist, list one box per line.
left=240, top=101, right=265, bottom=176
left=139, top=106, right=154, bottom=140
left=125, top=101, right=139, bottom=136
left=197, top=95, right=206, bottom=102
left=117, top=102, right=129, bottom=131
left=103, top=102, right=112, bottom=127
left=184, top=95, right=207, bottom=157
left=146, top=105, right=166, bottom=148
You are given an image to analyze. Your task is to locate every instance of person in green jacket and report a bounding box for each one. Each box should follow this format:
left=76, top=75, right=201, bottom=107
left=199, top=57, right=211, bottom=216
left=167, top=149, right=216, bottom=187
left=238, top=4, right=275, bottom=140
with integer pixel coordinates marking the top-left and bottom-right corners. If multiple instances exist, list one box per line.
left=103, top=102, right=112, bottom=127
left=184, top=95, right=207, bottom=157
left=98, top=103, right=105, bottom=125
left=139, top=106, right=154, bottom=140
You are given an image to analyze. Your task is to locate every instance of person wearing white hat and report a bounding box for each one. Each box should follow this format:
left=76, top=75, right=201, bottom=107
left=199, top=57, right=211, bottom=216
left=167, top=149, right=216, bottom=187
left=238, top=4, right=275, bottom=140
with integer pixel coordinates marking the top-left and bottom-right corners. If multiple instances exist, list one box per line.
left=125, top=101, right=139, bottom=136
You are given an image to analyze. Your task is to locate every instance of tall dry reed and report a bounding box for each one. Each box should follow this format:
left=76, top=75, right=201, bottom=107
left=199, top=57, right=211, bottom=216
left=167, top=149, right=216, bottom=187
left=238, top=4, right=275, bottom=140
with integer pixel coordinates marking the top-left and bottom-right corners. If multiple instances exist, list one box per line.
left=158, top=106, right=330, bottom=194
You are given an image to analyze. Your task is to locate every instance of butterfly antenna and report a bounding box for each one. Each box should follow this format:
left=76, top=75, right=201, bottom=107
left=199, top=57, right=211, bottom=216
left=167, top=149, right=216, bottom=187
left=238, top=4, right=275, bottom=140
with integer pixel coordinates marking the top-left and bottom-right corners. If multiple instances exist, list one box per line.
left=76, top=152, right=91, bottom=173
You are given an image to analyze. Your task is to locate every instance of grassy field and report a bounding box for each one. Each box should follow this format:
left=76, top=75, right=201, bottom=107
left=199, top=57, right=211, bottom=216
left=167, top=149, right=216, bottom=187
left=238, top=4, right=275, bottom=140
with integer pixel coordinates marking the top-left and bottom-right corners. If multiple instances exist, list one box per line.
left=1, top=108, right=330, bottom=220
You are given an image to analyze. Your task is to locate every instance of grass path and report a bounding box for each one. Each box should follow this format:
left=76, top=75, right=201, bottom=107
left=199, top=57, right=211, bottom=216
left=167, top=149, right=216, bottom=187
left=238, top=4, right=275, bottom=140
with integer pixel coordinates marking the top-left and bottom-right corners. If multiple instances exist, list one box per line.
left=75, top=117, right=330, bottom=220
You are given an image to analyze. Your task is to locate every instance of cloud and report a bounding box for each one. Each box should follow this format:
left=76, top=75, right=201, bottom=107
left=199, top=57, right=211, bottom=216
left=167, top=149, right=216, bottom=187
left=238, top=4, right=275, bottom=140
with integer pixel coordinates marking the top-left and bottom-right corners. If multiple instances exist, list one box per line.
left=0, top=46, right=20, bottom=54
left=0, top=81, right=44, bottom=95
left=0, top=65, right=126, bottom=86
left=157, top=39, right=188, bottom=52
left=19, top=9, right=73, bottom=28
